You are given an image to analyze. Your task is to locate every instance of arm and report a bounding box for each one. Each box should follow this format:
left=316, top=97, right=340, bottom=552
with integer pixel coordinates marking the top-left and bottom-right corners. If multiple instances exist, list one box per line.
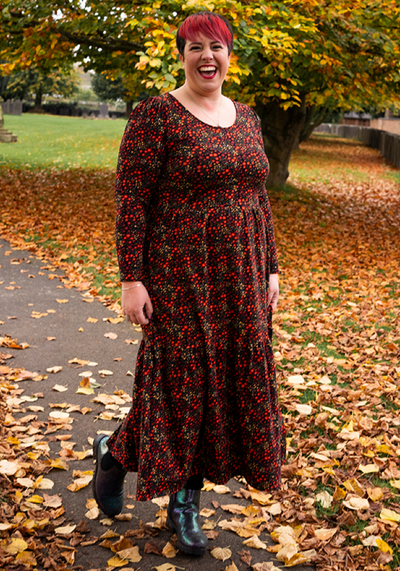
left=115, top=97, right=166, bottom=324
left=252, top=110, right=280, bottom=311
left=260, top=189, right=279, bottom=311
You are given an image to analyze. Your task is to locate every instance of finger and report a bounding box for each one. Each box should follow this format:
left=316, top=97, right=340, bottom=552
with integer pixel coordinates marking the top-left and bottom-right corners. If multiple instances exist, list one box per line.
left=136, top=307, right=149, bottom=325
left=145, top=299, right=154, bottom=320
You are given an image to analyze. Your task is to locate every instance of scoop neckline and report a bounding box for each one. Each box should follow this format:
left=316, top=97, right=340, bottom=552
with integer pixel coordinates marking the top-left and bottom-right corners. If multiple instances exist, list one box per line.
left=166, top=92, right=238, bottom=130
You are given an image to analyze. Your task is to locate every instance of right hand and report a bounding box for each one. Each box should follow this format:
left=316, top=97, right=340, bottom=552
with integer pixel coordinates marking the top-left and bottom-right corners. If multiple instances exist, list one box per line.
left=122, top=282, right=153, bottom=326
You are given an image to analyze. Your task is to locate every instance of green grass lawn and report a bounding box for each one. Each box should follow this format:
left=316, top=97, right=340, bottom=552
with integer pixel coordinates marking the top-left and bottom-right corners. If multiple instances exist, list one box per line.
left=0, top=113, right=126, bottom=169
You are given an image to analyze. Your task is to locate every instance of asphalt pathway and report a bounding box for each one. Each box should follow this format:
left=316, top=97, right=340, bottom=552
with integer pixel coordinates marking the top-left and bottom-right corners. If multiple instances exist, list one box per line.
left=0, top=238, right=313, bottom=571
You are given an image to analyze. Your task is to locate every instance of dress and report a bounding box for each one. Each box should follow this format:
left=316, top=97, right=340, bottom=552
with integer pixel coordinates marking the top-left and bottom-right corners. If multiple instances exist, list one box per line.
left=106, top=92, right=286, bottom=501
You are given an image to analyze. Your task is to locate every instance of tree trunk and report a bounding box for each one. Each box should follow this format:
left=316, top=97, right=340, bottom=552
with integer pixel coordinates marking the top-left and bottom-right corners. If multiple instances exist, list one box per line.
left=125, top=100, right=133, bottom=117
left=33, top=89, right=43, bottom=112
left=298, top=106, right=331, bottom=144
left=255, top=98, right=307, bottom=187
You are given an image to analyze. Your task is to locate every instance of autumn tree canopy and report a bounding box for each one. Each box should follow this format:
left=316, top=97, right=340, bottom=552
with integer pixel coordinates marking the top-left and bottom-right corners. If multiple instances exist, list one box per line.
left=1, top=0, right=399, bottom=185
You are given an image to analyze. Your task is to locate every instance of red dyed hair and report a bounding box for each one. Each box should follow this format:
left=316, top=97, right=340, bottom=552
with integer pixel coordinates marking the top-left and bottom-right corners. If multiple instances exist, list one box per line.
left=176, top=11, right=233, bottom=56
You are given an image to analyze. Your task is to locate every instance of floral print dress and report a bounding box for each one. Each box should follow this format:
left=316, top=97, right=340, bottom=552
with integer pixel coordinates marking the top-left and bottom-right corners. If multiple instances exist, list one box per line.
left=106, top=93, right=286, bottom=501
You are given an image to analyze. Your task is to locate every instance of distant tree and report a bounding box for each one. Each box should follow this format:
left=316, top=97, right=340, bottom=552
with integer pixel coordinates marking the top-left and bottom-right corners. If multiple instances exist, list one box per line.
left=91, top=73, right=125, bottom=102
left=2, top=68, right=78, bottom=111
left=91, top=72, right=157, bottom=116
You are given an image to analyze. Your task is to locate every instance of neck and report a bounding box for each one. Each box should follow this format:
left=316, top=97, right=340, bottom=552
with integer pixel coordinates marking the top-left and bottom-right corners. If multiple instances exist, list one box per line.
left=183, top=83, right=222, bottom=106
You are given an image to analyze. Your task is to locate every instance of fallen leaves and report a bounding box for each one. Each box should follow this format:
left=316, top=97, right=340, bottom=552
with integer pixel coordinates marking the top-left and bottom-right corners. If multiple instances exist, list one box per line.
left=47, top=365, right=63, bottom=373
left=0, top=135, right=399, bottom=571
left=67, top=471, right=93, bottom=492
left=210, top=546, right=232, bottom=561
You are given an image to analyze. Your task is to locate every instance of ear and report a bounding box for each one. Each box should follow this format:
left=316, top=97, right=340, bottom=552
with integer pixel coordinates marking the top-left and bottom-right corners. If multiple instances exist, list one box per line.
left=179, top=53, right=185, bottom=67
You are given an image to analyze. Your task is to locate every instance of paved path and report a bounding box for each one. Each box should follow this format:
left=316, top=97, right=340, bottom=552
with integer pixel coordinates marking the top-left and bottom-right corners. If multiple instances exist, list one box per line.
left=0, top=238, right=313, bottom=571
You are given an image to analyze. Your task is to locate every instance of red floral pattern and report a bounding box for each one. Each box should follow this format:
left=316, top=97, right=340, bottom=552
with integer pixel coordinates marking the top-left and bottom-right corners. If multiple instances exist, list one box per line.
left=107, top=93, right=286, bottom=501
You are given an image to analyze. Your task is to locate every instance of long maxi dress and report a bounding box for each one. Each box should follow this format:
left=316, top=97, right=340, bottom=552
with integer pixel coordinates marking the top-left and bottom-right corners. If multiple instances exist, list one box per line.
left=106, top=92, right=286, bottom=501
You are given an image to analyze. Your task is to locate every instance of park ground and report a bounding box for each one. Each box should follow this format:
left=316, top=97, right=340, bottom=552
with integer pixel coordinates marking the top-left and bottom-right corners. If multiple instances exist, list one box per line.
left=0, top=114, right=400, bottom=571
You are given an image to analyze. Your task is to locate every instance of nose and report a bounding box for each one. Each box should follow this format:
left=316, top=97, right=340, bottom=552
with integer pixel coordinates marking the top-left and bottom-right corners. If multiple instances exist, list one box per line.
left=202, top=47, right=213, bottom=60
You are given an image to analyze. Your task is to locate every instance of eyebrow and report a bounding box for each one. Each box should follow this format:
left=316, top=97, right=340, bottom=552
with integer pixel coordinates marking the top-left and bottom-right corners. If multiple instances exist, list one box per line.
left=188, top=40, right=223, bottom=46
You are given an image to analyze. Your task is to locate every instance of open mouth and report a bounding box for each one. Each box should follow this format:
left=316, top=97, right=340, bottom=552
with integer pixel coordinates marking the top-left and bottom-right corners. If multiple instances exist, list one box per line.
left=198, top=66, right=217, bottom=79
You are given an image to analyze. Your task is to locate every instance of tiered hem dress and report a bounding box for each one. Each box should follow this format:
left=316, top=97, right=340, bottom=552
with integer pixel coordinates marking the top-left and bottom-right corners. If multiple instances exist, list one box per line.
left=106, top=93, right=286, bottom=501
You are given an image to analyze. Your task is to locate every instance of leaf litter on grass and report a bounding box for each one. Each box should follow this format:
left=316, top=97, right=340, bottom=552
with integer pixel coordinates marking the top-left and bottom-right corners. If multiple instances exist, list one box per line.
left=0, top=136, right=399, bottom=569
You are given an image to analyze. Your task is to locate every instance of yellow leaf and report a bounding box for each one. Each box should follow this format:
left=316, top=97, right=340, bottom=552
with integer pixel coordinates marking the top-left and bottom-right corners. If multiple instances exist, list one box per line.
left=161, top=542, right=177, bottom=558
left=117, top=545, right=142, bottom=562
left=249, top=491, right=272, bottom=505
left=67, top=474, right=92, bottom=492
left=45, top=458, right=69, bottom=470
left=56, top=299, right=69, bottom=303
left=367, top=487, right=383, bottom=501
left=87, top=317, right=98, bottom=323
left=224, top=562, right=239, bottom=571
left=380, top=508, right=400, bottom=523
left=27, top=494, right=43, bottom=504
left=210, top=547, right=232, bottom=561
left=343, top=478, right=364, bottom=496
left=333, top=487, right=346, bottom=502
left=5, top=538, right=28, bottom=554
left=107, top=555, right=129, bottom=567
left=276, top=542, right=298, bottom=562
left=76, top=386, right=95, bottom=395
left=376, top=538, right=393, bottom=555
left=15, top=551, right=37, bottom=565
left=283, top=550, right=317, bottom=566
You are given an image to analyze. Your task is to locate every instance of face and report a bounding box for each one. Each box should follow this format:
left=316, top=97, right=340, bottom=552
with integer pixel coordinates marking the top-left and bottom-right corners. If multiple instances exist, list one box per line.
left=180, top=33, right=231, bottom=96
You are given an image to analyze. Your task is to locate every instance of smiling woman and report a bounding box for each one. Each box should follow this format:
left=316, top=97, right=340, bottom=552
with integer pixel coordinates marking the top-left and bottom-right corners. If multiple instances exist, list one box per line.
left=92, top=10, right=286, bottom=560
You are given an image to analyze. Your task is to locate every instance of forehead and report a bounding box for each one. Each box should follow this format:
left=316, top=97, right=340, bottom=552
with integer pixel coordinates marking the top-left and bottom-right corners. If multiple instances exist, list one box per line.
left=185, top=33, right=227, bottom=47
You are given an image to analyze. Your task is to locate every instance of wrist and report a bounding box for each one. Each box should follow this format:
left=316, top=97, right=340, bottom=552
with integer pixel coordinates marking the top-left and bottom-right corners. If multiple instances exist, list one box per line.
left=122, top=281, right=143, bottom=291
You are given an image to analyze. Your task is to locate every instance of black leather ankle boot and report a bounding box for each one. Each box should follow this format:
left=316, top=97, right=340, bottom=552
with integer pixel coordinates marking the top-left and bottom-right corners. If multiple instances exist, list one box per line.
left=167, top=489, right=208, bottom=556
left=92, top=435, right=127, bottom=516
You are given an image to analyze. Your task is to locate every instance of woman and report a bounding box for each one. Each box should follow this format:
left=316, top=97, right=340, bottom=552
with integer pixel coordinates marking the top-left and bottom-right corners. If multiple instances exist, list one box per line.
left=93, top=11, right=286, bottom=557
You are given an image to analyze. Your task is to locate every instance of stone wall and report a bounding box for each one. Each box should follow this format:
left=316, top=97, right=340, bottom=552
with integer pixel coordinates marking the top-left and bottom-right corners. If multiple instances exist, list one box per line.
left=370, top=118, right=400, bottom=136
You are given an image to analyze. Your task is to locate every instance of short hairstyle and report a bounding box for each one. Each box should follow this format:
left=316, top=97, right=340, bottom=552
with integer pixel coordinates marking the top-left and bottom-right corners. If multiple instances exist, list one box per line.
left=176, top=11, right=234, bottom=56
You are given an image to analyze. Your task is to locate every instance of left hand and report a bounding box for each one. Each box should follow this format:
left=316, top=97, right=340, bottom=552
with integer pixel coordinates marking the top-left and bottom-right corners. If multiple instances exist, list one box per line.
left=267, top=273, right=279, bottom=312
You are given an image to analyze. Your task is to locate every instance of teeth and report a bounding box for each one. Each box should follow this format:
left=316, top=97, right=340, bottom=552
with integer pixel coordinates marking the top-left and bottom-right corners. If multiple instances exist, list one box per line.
left=199, top=66, right=216, bottom=72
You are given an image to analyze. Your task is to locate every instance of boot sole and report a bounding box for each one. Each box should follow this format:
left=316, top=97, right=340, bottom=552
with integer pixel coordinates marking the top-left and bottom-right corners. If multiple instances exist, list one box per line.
left=166, top=515, right=207, bottom=556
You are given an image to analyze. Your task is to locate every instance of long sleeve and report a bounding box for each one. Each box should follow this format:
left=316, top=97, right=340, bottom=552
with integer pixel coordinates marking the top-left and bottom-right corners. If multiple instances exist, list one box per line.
left=115, top=97, right=167, bottom=281
left=260, top=186, right=279, bottom=275
left=253, top=112, right=279, bottom=275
